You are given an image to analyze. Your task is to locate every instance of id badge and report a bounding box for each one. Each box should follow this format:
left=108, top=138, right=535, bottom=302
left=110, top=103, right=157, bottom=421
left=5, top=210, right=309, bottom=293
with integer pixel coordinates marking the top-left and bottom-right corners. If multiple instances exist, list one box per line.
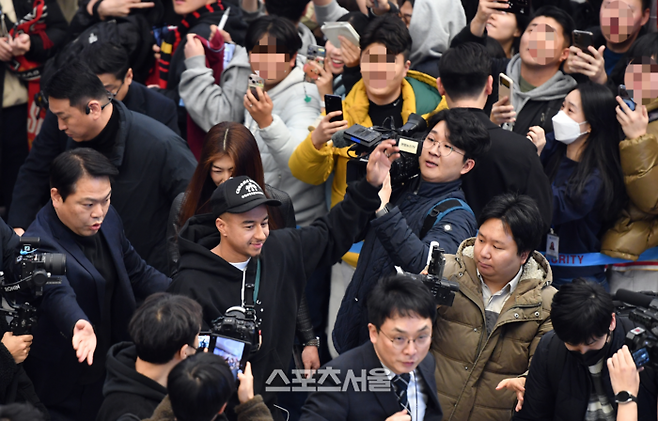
left=546, top=233, right=559, bottom=260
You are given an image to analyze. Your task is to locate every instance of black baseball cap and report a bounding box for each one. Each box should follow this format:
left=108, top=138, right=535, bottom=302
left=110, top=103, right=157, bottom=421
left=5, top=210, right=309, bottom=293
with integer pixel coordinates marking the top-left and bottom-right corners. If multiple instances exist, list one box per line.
left=210, top=176, right=281, bottom=218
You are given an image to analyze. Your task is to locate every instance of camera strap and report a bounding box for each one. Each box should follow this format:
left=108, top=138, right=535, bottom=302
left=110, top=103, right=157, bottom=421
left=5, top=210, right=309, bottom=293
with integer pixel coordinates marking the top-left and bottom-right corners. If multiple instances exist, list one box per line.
left=241, top=258, right=261, bottom=308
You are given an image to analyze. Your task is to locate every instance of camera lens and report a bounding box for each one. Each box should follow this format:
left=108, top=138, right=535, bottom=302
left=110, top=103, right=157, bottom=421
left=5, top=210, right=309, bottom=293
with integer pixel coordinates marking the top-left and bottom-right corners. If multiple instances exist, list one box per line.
left=44, top=253, right=66, bottom=275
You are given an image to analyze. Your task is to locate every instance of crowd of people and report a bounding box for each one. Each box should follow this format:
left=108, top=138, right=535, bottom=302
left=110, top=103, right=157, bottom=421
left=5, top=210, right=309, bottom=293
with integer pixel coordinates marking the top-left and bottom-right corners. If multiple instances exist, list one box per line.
left=0, top=0, right=657, bottom=419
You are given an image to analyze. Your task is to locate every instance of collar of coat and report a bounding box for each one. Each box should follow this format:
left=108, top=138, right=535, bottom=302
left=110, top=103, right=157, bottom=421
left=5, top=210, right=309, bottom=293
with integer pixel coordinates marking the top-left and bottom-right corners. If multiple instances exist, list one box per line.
left=449, top=238, right=553, bottom=308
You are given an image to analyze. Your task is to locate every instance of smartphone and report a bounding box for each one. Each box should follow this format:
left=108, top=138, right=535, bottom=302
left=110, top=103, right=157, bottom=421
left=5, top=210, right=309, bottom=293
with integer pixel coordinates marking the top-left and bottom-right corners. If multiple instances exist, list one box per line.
left=305, top=45, right=327, bottom=83
left=211, top=335, right=251, bottom=379
left=507, top=0, right=530, bottom=15
left=632, top=347, right=650, bottom=368
left=572, top=30, right=594, bottom=56
left=248, top=73, right=264, bottom=101
left=321, top=22, right=360, bottom=49
left=325, top=94, right=343, bottom=123
left=198, top=333, right=211, bottom=351
left=618, top=84, right=636, bottom=111
left=499, top=73, right=513, bottom=102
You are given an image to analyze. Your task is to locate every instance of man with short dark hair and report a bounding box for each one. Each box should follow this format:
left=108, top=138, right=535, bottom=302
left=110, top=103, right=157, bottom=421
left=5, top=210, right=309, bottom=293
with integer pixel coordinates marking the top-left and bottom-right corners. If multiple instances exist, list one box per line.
left=22, top=148, right=170, bottom=421
left=333, top=108, right=489, bottom=353
left=515, top=279, right=658, bottom=421
left=168, top=141, right=395, bottom=416
left=96, top=293, right=203, bottom=421
left=82, top=42, right=179, bottom=133
left=8, top=61, right=196, bottom=274
left=432, top=193, right=556, bottom=421
left=437, top=42, right=553, bottom=230
left=452, top=4, right=577, bottom=136
left=301, top=274, right=443, bottom=420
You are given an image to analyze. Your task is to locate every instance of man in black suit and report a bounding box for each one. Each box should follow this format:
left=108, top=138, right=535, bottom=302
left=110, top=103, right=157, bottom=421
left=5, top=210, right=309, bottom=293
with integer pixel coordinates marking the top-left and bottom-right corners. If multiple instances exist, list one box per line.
left=300, top=274, right=442, bottom=421
left=436, top=42, right=553, bottom=232
left=8, top=61, right=196, bottom=273
left=23, top=148, right=170, bottom=421
left=81, top=41, right=179, bottom=134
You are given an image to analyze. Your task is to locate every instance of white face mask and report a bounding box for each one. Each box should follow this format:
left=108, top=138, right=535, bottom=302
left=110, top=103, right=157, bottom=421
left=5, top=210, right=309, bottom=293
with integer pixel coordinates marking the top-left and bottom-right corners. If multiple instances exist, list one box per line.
left=552, top=110, right=589, bottom=145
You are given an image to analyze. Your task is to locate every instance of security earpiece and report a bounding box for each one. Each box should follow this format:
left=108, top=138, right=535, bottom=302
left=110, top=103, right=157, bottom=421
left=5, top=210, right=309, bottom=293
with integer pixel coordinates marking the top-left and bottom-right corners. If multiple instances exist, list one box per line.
left=85, top=104, right=91, bottom=115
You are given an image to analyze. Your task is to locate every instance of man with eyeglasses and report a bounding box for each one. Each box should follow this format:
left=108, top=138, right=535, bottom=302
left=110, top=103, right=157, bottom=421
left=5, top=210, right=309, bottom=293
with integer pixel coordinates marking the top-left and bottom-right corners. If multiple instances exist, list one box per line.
left=301, top=274, right=443, bottom=420
left=431, top=193, right=556, bottom=421
left=333, top=108, right=490, bottom=354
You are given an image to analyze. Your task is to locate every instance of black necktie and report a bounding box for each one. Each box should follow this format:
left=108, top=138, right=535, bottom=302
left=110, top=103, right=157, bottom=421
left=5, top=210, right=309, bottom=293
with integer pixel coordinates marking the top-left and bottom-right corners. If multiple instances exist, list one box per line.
left=392, top=373, right=411, bottom=414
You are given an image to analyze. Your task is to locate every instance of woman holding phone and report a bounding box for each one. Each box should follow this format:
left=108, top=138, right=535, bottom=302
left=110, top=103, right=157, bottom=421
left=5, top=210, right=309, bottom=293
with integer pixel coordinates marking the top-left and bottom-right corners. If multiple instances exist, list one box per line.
left=539, top=82, right=626, bottom=289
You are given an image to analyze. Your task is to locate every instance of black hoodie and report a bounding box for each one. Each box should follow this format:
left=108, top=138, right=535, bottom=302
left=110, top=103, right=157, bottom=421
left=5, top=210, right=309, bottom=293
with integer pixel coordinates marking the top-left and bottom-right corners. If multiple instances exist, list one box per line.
left=168, top=178, right=381, bottom=414
left=96, top=342, right=167, bottom=421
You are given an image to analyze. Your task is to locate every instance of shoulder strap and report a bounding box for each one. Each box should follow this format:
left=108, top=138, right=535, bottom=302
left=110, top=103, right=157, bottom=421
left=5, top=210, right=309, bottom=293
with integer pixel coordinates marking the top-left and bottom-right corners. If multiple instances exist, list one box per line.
left=419, top=198, right=473, bottom=239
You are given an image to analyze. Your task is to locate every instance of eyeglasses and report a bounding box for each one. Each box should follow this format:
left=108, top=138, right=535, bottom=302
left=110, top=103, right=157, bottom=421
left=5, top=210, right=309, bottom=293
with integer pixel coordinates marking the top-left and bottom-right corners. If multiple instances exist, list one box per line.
left=423, top=137, right=465, bottom=157
left=398, top=12, right=412, bottom=26
left=106, top=80, right=125, bottom=99
left=379, top=330, right=432, bottom=350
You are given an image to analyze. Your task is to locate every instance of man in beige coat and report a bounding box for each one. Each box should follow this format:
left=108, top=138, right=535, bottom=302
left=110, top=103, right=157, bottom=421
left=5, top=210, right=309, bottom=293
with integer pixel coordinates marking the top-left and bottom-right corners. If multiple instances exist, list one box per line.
left=431, top=193, right=556, bottom=421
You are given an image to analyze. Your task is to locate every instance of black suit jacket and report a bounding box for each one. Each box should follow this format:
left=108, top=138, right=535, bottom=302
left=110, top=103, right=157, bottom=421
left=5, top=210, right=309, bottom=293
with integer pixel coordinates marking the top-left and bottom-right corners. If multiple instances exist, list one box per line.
left=122, top=82, right=179, bottom=135
left=460, top=109, right=553, bottom=232
left=300, top=342, right=443, bottom=420
left=22, top=203, right=170, bottom=406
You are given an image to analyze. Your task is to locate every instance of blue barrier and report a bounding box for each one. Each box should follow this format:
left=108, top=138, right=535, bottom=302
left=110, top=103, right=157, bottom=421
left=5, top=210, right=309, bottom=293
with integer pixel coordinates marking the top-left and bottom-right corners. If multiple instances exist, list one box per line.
left=543, top=247, right=658, bottom=266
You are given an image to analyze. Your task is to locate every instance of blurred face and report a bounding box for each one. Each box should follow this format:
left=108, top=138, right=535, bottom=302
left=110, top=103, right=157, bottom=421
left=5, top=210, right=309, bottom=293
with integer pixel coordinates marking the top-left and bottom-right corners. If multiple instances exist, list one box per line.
left=519, top=17, right=568, bottom=67
left=51, top=175, right=111, bottom=237
left=486, top=11, right=521, bottom=45
left=361, top=43, right=410, bottom=103
left=49, top=97, right=98, bottom=142
left=600, top=0, right=649, bottom=44
left=210, top=155, right=235, bottom=186
left=173, top=0, right=212, bottom=16
left=419, top=121, right=474, bottom=183
left=249, top=35, right=295, bottom=86
left=325, top=40, right=344, bottom=75
left=216, top=205, right=269, bottom=261
left=474, top=218, right=529, bottom=287
left=97, top=69, right=132, bottom=102
left=369, top=314, right=432, bottom=375
left=624, top=59, right=658, bottom=105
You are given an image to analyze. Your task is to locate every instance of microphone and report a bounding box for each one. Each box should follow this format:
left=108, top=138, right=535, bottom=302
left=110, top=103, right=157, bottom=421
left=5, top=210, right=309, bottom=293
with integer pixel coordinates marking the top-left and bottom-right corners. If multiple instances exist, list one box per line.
left=331, top=129, right=352, bottom=149
left=615, top=289, right=658, bottom=310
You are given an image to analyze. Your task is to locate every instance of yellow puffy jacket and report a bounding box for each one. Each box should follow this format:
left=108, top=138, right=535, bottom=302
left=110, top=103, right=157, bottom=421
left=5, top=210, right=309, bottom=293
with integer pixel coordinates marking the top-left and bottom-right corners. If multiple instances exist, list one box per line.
left=288, top=70, right=447, bottom=265
left=601, top=98, right=658, bottom=260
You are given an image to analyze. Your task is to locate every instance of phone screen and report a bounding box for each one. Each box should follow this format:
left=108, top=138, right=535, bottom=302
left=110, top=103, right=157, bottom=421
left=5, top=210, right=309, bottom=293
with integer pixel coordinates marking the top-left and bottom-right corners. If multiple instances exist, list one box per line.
left=632, top=347, right=650, bottom=367
left=198, top=334, right=210, bottom=350
left=213, top=336, right=247, bottom=379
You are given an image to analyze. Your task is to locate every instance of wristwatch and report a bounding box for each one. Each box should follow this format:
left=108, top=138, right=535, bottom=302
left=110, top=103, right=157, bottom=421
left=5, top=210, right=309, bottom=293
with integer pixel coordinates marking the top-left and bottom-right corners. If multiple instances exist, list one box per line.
left=615, top=391, right=638, bottom=404
left=304, top=336, right=320, bottom=348
left=375, top=203, right=392, bottom=218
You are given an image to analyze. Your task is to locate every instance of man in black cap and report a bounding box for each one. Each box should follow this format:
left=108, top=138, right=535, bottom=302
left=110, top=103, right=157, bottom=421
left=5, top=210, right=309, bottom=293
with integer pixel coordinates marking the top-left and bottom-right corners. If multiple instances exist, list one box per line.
left=167, top=141, right=398, bottom=419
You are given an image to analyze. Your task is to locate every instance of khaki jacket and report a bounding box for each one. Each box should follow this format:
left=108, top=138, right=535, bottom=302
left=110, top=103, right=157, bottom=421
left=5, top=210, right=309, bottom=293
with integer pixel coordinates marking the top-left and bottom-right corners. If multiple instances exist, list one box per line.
left=601, top=98, right=658, bottom=260
left=431, top=238, right=556, bottom=421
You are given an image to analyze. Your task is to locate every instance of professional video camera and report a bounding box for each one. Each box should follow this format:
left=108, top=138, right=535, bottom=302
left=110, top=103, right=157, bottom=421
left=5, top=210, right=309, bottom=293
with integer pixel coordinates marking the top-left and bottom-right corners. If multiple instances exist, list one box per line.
left=0, top=237, right=65, bottom=335
left=332, top=114, right=428, bottom=186
left=615, top=289, right=658, bottom=370
left=405, top=242, right=460, bottom=306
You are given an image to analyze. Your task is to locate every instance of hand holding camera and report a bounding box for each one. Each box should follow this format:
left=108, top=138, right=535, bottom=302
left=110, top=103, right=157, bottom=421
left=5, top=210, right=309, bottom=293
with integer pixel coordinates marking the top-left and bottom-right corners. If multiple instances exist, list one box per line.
left=366, top=140, right=400, bottom=188
left=607, top=345, right=640, bottom=396
left=2, top=331, right=32, bottom=364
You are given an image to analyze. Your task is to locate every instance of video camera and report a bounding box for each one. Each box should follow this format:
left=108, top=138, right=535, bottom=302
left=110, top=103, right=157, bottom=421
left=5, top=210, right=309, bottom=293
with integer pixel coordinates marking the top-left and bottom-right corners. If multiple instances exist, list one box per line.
left=0, top=237, right=65, bottom=335
left=333, top=114, right=428, bottom=187
left=405, top=243, right=460, bottom=306
left=615, top=289, right=658, bottom=370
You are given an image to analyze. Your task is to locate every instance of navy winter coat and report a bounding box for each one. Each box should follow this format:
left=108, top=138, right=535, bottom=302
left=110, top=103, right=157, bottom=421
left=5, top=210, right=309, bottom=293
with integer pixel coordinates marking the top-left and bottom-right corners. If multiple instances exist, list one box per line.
left=333, top=178, right=477, bottom=354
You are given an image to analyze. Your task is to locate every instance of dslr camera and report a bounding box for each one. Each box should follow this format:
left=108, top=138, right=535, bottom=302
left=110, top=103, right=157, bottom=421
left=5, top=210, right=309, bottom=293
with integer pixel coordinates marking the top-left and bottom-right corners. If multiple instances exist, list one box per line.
left=340, top=114, right=427, bottom=187
left=1, top=237, right=65, bottom=335
left=405, top=243, right=460, bottom=306
left=211, top=306, right=260, bottom=349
